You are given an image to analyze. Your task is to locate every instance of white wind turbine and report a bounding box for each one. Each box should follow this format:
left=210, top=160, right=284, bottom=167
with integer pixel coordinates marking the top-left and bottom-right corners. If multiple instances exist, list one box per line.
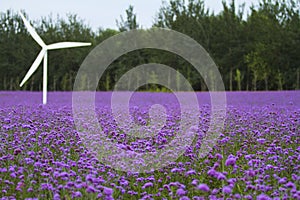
left=19, top=12, right=91, bottom=104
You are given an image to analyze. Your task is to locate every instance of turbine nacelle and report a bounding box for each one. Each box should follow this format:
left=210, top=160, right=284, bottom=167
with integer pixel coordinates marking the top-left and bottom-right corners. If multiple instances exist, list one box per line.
left=19, top=12, right=91, bottom=104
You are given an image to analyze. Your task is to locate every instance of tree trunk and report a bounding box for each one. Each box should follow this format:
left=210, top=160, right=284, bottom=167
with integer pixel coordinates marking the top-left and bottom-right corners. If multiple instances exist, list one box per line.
left=146, top=71, right=149, bottom=91
left=127, top=72, right=132, bottom=90
left=253, top=74, right=257, bottom=91
left=53, top=76, right=56, bottom=91
left=201, top=76, right=207, bottom=91
left=176, top=70, right=180, bottom=91
left=236, top=69, right=242, bottom=91
left=106, top=73, right=110, bottom=91
left=3, top=77, right=7, bottom=90
left=31, top=77, right=34, bottom=91
left=168, top=69, right=171, bottom=89
left=246, top=68, right=249, bottom=91
left=69, top=73, right=72, bottom=91
left=10, top=78, right=13, bottom=90
left=209, top=69, right=215, bottom=91
left=264, top=74, right=268, bottom=91
left=229, top=68, right=233, bottom=91
left=187, top=66, right=191, bottom=84
left=15, top=76, right=19, bottom=90
left=297, top=68, right=299, bottom=90
left=278, top=71, right=283, bottom=91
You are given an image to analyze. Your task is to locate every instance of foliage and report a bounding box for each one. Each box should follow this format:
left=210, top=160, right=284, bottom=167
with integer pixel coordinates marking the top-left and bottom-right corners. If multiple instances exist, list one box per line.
left=0, top=0, right=299, bottom=91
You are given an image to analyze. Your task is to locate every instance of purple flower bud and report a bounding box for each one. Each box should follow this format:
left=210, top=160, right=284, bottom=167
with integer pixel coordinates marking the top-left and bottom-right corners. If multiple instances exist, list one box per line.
left=86, top=185, right=96, bottom=193
left=180, top=196, right=190, bottom=200
left=142, top=182, right=153, bottom=189
left=185, top=169, right=196, bottom=176
left=176, top=188, right=186, bottom=196
left=285, top=181, right=296, bottom=189
left=207, top=168, right=217, bottom=177
left=256, top=193, right=271, bottom=200
left=0, top=168, right=7, bottom=173
left=72, top=191, right=82, bottom=198
left=222, top=186, right=232, bottom=194
left=225, top=156, right=236, bottom=166
left=53, top=193, right=60, bottom=200
left=278, top=177, right=287, bottom=184
left=257, top=138, right=266, bottom=144
left=103, top=187, right=113, bottom=196
left=13, top=148, right=22, bottom=155
left=217, top=172, right=226, bottom=180
left=191, top=179, right=198, bottom=186
left=197, top=183, right=210, bottom=192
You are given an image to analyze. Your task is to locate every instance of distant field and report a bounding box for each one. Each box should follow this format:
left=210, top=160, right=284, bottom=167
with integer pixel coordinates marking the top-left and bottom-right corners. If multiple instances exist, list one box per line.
left=0, top=91, right=299, bottom=199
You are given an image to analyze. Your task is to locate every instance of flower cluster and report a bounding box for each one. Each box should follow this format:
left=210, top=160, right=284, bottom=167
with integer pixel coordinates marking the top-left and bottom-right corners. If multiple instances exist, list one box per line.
left=0, top=91, right=299, bottom=199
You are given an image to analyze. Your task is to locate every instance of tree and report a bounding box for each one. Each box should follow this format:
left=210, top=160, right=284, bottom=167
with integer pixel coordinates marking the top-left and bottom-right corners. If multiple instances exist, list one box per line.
left=116, top=5, right=139, bottom=32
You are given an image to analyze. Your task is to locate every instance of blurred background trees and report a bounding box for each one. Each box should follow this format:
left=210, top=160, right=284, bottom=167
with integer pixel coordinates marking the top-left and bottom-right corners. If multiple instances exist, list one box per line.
left=0, top=0, right=299, bottom=91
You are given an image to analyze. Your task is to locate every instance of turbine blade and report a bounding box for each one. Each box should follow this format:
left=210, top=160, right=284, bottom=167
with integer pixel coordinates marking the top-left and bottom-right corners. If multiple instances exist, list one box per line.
left=47, top=42, right=91, bottom=50
left=20, top=49, right=46, bottom=87
left=19, top=11, right=46, bottom=48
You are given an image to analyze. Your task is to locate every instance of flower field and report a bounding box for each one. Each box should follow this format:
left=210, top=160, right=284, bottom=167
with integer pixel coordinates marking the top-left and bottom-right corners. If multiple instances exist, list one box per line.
left=0, top=91, right=299, bottom=200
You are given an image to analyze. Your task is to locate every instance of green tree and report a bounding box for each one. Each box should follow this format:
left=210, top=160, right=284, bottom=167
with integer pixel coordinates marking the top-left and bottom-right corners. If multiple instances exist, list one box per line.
left=116, top=5, right=139, bottom=32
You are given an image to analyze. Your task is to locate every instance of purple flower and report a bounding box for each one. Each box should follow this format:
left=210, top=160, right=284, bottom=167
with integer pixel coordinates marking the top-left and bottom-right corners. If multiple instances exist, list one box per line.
left=13, top=148, right=22, bottom=155
left=72, top=191, right=82, bottom=198
left=191, top=179, right=198, bottom=186
left=176, top=188, right=186, bottom=196
left=217, top=172, right=226, bottom=180
left=225, top=156, right=236, bottom=166
left=59, top=172, right=68, bottom=178
left=103, top=187, right=113, bottom=196
left=86, top=185, right=96, bottom=193
left=180, top=196, right=190, bottom=200
left=257, top=138, right=266, bottom=144
left=256, top=193, right=271, bottom=200
left=207, top=168, right=217, bottom=177
left=285, top=181, right=296, bottom=189
left=222, top=186, right=232, bottom=194
left=0, top=168, right=7, bottom=173
left=278, top=177, right=287, bottom=184
left=53, top=193, right=60, bottom=200
left=86, top=174, right=94, bottom=182
left=142, top=182, right=153, bottom=189
left=215, top=153, right=223, bottom=160
left=10, top=172, right=17, bottom=178
left=185, top=169, right=196, bottom=176
left=244, top=194, right=253, bottom=200
left=197, top=183, right=210, bottom=192
left=247, top=169, right=256, bottom=177
left=40, top=183, right=53, bottom=191
left=75, top=183, right=83, bottom=189
left=66, top=181, right=75, bottom=188
left=41, top=172, right=49, bottom=177
left=211, top=188, right=219, bottom=195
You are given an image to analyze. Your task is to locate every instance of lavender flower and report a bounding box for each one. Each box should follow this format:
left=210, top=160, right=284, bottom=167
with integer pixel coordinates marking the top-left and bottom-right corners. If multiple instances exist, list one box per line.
left=197, top=184, right=210, bottom=192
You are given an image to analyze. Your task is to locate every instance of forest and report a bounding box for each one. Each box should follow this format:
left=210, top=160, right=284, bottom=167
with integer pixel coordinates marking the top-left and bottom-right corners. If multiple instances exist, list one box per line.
left=0, top=0, right=299, bottom=91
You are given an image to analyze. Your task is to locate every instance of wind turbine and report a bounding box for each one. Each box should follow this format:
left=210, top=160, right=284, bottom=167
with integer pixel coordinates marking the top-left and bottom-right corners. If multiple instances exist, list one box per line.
left=19, top=12, right=91, bottom=104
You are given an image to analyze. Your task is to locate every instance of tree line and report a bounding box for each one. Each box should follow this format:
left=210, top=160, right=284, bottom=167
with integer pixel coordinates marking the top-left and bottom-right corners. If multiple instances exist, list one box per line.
left=0, top=0, right=299, bottom=91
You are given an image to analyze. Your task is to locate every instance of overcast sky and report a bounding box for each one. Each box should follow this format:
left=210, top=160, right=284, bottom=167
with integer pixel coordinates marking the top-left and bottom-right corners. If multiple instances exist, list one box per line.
left=1, top=0, right=258, bottom=31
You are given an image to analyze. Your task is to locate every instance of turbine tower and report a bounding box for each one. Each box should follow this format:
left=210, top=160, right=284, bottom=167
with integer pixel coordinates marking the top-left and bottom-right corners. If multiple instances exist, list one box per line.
left=19, top=12, right=91, bottom=104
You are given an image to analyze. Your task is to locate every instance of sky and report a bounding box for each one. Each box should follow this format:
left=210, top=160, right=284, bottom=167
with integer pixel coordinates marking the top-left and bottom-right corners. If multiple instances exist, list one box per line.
left=1, top=0, right=258, bottom=31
